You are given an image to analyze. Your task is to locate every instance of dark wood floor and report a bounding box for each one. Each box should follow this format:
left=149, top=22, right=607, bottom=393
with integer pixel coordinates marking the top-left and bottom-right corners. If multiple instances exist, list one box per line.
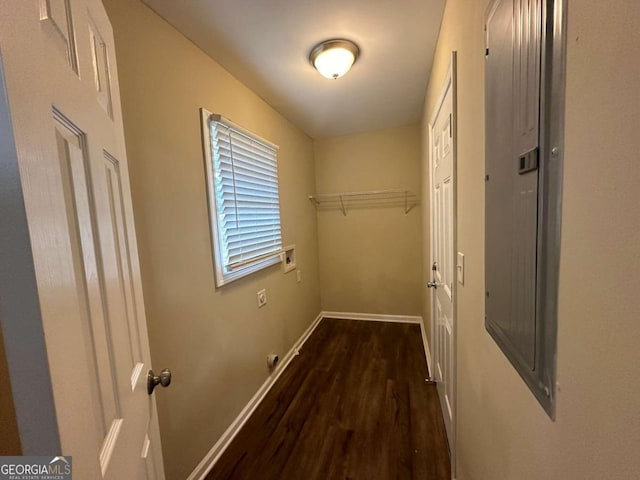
left=206, top=318, right=451, bottom=480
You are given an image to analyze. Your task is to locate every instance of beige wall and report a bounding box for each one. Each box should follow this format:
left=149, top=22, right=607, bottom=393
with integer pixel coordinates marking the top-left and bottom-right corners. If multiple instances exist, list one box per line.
left=314, top=125, right=422, bottom=316
left=103, top=1, right=320, bottom=478
left=422, top=0, right=640, bottom=479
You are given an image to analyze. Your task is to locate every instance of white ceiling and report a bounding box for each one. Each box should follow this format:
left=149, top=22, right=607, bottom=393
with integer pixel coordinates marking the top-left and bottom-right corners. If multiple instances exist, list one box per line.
left=142, top=0, right=445, bottom=138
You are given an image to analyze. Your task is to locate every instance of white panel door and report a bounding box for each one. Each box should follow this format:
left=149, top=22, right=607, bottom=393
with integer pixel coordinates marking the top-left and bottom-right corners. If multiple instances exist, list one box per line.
left=429, top=58, right=456, bottom=453
left=0, top=0, right=165, bottom=478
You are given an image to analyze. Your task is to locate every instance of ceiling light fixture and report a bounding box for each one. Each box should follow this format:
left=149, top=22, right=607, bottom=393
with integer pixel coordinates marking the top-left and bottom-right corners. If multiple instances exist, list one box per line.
left=309, top=39, right=360, bottom=80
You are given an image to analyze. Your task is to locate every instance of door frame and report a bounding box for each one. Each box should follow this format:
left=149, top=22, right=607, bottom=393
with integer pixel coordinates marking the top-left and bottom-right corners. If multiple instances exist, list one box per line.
left=428, top=51, right=458, bottom=476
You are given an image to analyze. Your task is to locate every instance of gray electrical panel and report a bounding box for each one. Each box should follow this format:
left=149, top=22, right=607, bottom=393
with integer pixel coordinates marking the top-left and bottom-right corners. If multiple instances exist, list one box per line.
left=485, top=0, right=565, bottom=418
left=485, top=0, right=542, bottom=378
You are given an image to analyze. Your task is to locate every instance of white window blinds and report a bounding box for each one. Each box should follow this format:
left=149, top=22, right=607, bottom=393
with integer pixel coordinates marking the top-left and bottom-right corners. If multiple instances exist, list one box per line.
left=203, top=111, right=282, bottom=286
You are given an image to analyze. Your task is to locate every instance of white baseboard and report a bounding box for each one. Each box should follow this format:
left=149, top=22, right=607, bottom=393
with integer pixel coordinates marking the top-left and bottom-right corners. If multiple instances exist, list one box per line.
left=418, top=319, right=434, bottom=380
left=321, top=311, right=422, bottom=324
left=186, top=311, right=324, bottom=480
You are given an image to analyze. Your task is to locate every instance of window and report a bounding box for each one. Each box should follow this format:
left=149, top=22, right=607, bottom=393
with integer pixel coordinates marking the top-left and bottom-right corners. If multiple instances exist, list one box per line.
left=201, top=110, right=282, bottom=287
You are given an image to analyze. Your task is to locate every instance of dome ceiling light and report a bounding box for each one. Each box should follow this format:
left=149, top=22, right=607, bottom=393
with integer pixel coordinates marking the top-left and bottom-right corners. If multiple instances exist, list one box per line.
left=309, top=39, right=360, bottom=80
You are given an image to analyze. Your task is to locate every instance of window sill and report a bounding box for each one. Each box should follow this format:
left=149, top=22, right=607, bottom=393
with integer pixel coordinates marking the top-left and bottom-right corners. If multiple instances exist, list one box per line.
left=214, top=254, right=281, bottom=288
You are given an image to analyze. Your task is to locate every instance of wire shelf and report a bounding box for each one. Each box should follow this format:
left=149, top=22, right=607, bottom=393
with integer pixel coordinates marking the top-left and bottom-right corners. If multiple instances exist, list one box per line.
left=308, top=189, right=419, bottom=216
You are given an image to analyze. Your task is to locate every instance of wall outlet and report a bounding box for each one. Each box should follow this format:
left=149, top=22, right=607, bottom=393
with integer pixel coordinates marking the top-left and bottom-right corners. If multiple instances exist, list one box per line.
left=296, top=270, right=302, bottom=283
left=257, top=289, right=267, bottom=308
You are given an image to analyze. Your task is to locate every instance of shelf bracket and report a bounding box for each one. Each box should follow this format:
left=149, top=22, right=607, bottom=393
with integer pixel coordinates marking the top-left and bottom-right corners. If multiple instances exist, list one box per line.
left=339, top=195, right=346, bottom=216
